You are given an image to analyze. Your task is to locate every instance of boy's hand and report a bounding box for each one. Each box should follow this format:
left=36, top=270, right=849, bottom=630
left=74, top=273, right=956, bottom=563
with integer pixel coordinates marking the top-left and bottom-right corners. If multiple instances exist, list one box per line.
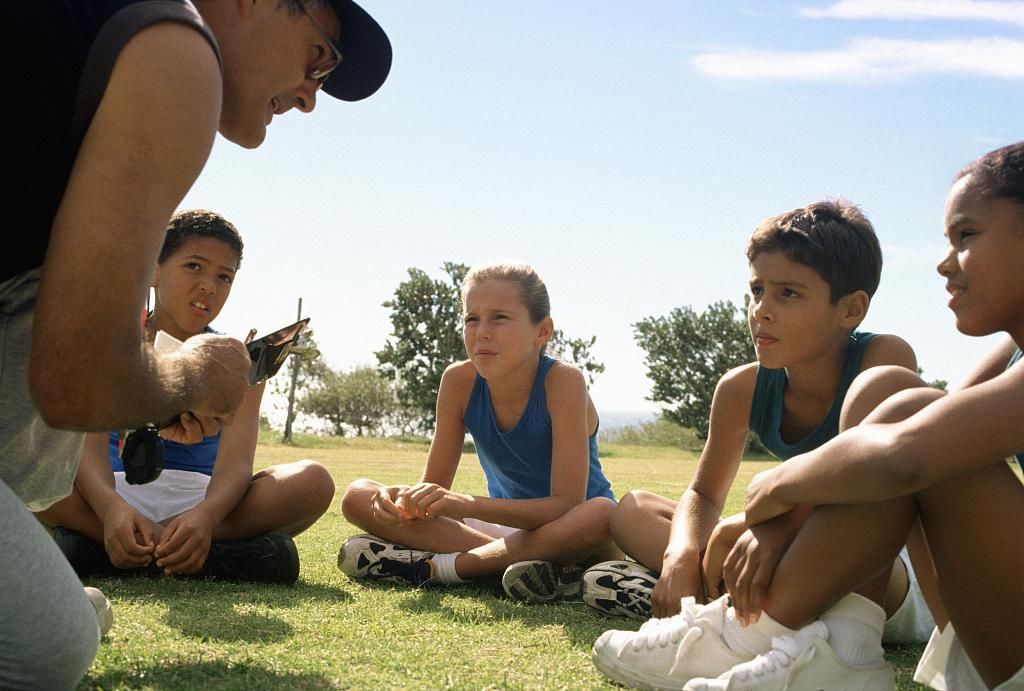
left=102, top=502, right=159, bottom=569
left=701, top=513, right=747, bottom=600
left=744, top=468, right=794, bottom=526
left=154, top=507, right=215, bottom=575
left=722, top=514, right=799, bottom=625
left=158, top=411, right=221, bottom=445
left=397, top=483, right=473, bottom=521
left=651, top=550, right=703, bottom=617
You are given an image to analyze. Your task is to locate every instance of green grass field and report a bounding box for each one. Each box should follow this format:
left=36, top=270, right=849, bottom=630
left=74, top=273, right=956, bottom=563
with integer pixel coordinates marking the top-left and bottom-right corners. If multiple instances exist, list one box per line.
left=78, top=436, right=926, bottom=689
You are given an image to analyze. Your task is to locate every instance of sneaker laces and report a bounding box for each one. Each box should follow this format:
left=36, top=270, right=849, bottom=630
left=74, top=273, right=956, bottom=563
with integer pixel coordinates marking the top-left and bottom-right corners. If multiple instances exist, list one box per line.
left=729, top=621, right=827, bottom=682
left=630, top=597, right=706, bottom=651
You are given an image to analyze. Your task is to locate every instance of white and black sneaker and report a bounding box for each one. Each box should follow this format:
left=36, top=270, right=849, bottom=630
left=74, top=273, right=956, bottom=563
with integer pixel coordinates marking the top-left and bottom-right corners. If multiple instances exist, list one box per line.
left=338, top=534, right=435, bottom=587
left=582, top=560, right=657, bottom=620
left=502, top=560, right=583, bottom=603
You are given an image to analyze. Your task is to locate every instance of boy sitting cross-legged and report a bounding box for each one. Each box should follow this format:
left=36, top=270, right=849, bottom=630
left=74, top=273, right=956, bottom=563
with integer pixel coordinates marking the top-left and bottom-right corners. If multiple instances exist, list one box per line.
left=584, top=200, right=935, bottom=681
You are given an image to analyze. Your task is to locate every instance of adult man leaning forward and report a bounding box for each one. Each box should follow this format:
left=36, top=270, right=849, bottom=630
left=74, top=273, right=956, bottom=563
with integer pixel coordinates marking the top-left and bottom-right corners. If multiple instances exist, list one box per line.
left=0, top=1, right=391, bottom=687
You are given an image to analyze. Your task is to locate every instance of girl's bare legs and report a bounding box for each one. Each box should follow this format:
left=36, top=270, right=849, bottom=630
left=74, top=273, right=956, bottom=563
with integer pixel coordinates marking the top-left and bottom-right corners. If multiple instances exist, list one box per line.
left=916, top=461, right=1024, bottom=687
left=341, top=478, right=620, bottom=578
left=609, top=490, right=675, bottom=570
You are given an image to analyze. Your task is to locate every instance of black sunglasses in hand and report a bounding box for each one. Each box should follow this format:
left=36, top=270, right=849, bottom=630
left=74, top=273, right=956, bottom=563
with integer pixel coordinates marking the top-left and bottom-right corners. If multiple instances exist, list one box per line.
left=122, top=318, right=312, bottom=485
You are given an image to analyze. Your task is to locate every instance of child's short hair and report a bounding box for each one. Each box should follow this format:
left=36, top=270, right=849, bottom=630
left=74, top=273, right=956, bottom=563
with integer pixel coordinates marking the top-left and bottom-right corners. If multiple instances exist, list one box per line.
left=462, top=262, right=550, bottom=324
left=159, top=209, right=244, bottom=267
left=745, top=199, right=881, bottom=303
left=956, top=141, right=1024, bottom=208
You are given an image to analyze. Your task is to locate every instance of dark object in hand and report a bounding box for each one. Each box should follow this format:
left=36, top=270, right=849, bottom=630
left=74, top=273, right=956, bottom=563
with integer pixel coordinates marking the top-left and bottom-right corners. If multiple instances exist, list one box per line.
left=121, top=426, right=164, bottom=485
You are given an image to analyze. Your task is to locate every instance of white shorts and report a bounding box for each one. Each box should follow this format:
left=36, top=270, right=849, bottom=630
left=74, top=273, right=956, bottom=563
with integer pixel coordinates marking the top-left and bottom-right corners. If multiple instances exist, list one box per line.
left=462, top=517, right=515, bottom=539
left=915, top=623, right=1024, bottom=690
left=883, top=546, right=936, bottom=644
left=114, top=469, right=209, bottom=523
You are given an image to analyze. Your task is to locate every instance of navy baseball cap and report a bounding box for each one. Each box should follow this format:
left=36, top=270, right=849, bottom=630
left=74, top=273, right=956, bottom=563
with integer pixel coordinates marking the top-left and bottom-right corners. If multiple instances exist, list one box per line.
left=323, top=0, right=392, bottom=101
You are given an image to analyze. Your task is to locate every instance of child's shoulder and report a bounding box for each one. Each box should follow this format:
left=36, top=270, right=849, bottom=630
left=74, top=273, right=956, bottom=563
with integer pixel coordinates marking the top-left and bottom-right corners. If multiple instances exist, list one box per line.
left=859, top=333, right=917, bottom=371
left=442, top=360, right=478, bottom=385
left=714, top=361, right=759, bottom=400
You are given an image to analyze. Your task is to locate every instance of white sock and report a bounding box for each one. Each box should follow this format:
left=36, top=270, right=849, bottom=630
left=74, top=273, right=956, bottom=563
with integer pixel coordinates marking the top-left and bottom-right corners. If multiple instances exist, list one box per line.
left=429, top=552, right=466, bottom=584
left=821, top=593, right=886, bottom=667
left=722, top=605, right=796, bottom=656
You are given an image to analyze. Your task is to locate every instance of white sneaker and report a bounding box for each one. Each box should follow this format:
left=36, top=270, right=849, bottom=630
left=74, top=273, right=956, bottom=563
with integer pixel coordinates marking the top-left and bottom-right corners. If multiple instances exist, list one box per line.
left=591, top=595, right=752, bottom=690
left=84, top=586, right=113, bottom=638
left=582, top=560, right=657, bottom=620
left=682, top=621, right=895, bottom=691
left=502, top=560, right=583, bottom=602
left=337, top=534, right=434, bottom=586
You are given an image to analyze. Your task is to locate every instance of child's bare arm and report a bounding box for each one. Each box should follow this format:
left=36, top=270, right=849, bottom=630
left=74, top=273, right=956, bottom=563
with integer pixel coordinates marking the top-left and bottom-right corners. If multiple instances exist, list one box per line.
left=652, top=363, right=756, bottom=615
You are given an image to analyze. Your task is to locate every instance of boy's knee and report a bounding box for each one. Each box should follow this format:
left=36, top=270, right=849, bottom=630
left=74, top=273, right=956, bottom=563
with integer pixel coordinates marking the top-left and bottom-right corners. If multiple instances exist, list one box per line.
left=841, top=366, right=931, bottom=429
left=294, top=459, right=335, bottom=511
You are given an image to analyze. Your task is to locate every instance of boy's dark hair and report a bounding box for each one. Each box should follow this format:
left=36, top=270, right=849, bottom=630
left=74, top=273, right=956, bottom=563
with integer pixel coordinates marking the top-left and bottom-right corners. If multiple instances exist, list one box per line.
left=956, top=141, right=1024, bottom=208
left=159, top=209, right=244, bottom=267
left=745, top=199, right=881, bottom=303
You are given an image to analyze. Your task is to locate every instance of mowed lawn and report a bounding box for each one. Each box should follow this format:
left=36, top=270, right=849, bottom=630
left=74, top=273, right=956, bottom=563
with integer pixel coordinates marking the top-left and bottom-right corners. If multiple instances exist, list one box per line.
left=78, top=436, right=927, bottom=690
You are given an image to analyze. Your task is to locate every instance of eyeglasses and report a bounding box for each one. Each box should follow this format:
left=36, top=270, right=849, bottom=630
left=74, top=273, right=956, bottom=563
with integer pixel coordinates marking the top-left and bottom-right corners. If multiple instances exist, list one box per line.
left=303, top=6, right=343, bottom=88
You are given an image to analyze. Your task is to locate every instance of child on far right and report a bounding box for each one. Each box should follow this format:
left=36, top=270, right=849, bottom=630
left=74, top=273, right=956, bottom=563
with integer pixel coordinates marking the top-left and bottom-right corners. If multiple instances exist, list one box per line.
left=594, top=141, right=1024, bottom=690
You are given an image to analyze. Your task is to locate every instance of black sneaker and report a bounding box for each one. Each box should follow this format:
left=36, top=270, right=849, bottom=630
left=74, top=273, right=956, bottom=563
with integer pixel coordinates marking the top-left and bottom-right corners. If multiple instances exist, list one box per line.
left=581, top=560, right=657, bottom=620
left=501, top=560, right=584, bottom=602
left=337, top=534, right=435, bottom=587
left=53, top=527, right=118, bottom=577
left=199, top=533, right=300, bottom=585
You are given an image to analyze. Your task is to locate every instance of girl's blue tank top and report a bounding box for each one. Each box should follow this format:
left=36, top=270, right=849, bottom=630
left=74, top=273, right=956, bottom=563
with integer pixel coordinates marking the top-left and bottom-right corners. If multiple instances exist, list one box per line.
left=463, top=355, right=614, bottom=501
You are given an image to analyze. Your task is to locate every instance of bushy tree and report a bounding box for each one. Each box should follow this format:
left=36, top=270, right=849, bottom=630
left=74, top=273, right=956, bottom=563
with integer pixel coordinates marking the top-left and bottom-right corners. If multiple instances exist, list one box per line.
left=633, top=299, right=753, bottom=439
left=376, top=262, right=469, bottom=433
left=268, top=332, right=330, bottom=441
left=377, top=261, right=607, bottom=432
left=297, top=365, right=396, bottom=437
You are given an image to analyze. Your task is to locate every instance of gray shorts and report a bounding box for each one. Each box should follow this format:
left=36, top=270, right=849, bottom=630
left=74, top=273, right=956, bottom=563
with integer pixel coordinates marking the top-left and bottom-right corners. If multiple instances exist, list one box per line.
left=0, top=268, right=83, bottom=510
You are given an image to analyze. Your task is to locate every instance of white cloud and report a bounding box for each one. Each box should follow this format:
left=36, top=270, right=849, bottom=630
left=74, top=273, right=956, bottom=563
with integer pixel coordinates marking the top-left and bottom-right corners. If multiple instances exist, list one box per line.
left=693, top=37, right=1024, bottom=81
left=801, top=0, right=1024, bottom=27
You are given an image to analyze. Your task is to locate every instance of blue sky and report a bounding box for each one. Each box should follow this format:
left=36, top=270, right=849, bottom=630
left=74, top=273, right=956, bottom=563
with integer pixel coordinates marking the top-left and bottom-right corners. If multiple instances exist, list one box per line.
left=180, top=0, right=1024, bottom=419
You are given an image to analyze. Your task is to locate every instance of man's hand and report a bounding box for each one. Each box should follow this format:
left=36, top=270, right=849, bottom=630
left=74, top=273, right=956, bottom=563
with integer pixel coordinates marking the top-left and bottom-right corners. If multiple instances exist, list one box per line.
left=175, top=333, right=251, bottom=421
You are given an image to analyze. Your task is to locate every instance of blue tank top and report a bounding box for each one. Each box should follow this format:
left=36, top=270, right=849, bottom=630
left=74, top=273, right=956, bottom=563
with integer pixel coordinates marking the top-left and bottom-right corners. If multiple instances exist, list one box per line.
left=463, top=355, right=614, bottom=501
left=109, top=430, right=219, bottom=476
left=749, top=331, right=876, bottom=460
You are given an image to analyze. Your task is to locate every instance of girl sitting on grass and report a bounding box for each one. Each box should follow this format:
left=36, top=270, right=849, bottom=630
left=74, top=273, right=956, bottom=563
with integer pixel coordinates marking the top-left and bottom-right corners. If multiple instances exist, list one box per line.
left=339, top=262, right=620, bottom=602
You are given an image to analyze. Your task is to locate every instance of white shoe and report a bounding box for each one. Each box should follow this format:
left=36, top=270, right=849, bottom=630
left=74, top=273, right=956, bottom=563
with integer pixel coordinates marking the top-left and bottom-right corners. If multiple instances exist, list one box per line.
left=337, top=534, right=434, bottom=586
left=591, top=595, right=752, bottom=690
left=84, top=586, right=113, bottom=638
left=502, top=560, right=583, bottom=602
left=682, top=621, right=895, bottom=691
left=582, top=560, right=657, bottom=620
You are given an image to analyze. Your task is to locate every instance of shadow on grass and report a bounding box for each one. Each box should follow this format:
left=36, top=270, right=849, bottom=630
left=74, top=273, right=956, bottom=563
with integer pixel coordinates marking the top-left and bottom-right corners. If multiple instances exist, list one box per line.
left=83, top=659, right=337, bottom=690
left=86, top=576, right=351, bottom=643
left=346, top=576, right=635, bottom=650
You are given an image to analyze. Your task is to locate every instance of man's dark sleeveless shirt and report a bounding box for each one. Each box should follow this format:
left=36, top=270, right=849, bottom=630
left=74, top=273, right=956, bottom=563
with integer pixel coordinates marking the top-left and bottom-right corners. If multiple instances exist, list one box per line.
left=1, top=1, right=219, bottom=283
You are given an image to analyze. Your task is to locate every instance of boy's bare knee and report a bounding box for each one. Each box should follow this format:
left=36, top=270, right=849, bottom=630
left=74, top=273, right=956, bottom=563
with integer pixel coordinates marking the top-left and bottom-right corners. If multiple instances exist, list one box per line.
left=841, top=366, right=931, bottom=429
left=295, top=460, right=335, bottom=514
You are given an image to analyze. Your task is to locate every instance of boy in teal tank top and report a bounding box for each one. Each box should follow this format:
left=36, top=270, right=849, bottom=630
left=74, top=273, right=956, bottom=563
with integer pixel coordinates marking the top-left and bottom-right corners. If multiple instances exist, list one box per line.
left=586, top=200, right=933, bottom=672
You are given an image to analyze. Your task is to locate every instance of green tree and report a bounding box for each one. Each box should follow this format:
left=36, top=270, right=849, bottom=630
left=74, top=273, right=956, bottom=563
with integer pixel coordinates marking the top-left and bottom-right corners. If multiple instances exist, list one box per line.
left=297, top=365, right=397, bottom=437
left=376, top=261, right=607, bottom=432
left=268, top=332, right=329, bottom=440
left=633, top=299, right=753, bottom=439
left=376, top=262, right=469, bottom=432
